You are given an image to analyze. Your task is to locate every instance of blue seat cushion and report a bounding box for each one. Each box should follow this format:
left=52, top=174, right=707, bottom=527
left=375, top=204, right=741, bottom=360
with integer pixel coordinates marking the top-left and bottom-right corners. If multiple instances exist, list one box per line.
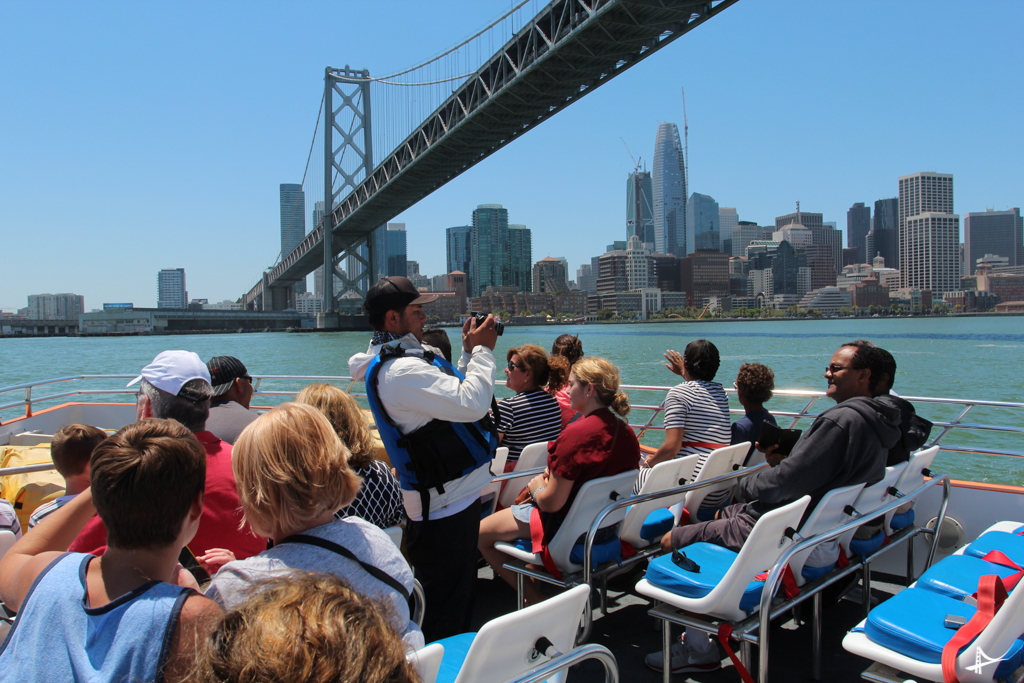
left=890, top=509, right=915, bottom=531
left=511, top=537, right=533, bottom=553
left=849, top=530, right=885, bottom=557
left=917, top=554, right=1017, bottom=600
left=801, top=563, right=834, bottom=582
left=640, top=508, right=675, bottom=541
left=646, top=542, right=764, bottom=611
left=865, top=587, right=974, bottom=663
left=965, top=531, right=1024, bottom=564
left=569, top=533, right=621, bottom=565
left=431, top=632, right=477, bottom=683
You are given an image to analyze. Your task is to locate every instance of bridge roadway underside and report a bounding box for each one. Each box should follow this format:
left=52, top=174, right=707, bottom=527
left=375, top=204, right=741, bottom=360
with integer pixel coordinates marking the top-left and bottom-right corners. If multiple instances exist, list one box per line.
left=249, top=0, right=736, bottom=310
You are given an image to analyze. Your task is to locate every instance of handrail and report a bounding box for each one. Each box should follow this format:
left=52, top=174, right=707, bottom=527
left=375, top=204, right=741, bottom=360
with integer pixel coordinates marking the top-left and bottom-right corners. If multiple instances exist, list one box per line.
left=507, top=643, right=619, bottom=683
left=754, top=474, right=951, bottom=683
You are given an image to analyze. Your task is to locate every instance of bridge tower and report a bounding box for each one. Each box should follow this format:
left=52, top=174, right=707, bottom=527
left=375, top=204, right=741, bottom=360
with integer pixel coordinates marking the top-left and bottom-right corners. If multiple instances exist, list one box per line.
left=319, top=66, right=377, bottom=324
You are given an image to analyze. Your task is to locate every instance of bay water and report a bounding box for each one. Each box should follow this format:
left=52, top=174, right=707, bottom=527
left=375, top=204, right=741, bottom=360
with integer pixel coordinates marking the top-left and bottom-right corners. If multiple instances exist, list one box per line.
left=2, top=316, right=1022, bottom=484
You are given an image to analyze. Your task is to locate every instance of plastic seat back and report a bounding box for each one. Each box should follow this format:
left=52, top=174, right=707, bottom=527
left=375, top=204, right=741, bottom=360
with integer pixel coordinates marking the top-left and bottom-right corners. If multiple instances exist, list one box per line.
left=966, top=578, right=1024, bottom=680
left=479, top=447, right=509, bottom=515
left=619, top=455, right=698, bottom=548
left=679, top=442, right=750, bottom=522
left=453, top=584, right=590, bottom=683
left=547, top=470, right=639, bottom=574
left=407, top=643, right=444, bottom=683
left=497, top=442, right=550, bottom=509
left=885, top=446, right=939, bottom=533
left=840, top=464, right=906, bottom=554
left=383, top=525, right=404, bottom=548
left=788, top=483, right=865, bottom=585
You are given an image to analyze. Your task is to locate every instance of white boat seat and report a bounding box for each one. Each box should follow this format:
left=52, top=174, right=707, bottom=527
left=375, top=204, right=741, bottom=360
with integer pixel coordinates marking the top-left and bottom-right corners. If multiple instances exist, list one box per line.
left=0, top=530, right=17, bottom=563
left=407, top=643, right=444, bottom=683
left=428, top=584, right=589, bottom=683
left=383, top=525, right=404, bottom=549
left=496, top=442, right=549, bottom=510
left=636, top=495, right=811, bottom=623
left=619, top=455, right=698, bottom=548
left=789, top=482, right=865, bottom=585
left=672, top=442, right=750, bottom=525
left=839, top=464, right=907, bottom=558
left=478, top=446, right=509, bottom=516
left=885, top=445, right=940, bottom=533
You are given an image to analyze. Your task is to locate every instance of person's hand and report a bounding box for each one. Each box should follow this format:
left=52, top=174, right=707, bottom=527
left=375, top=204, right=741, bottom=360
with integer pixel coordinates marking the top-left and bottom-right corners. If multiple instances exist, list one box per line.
left=528, top=472, right=548, bottom=491
left=172, top=563, right=201, bottom=591
left=464, top=314, right=498, bottom=351
left=643, top=451, right=669, bottom=470
left=760, top=443, right=786, bottom=467
left=664, top=350, right=685, bottom=376
left=660, top=533, right=675, bottom=554
left=197, top=548, right=236, bottom=573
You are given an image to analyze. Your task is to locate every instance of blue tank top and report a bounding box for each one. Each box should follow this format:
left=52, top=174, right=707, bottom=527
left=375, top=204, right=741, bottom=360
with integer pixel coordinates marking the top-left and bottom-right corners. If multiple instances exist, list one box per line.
left=0, top=553, right=193, bottom=683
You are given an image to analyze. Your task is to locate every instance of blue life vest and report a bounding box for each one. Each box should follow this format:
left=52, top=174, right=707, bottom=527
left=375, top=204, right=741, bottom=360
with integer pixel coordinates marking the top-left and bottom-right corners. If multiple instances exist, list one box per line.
left=364, top=344, right=497, bottom=519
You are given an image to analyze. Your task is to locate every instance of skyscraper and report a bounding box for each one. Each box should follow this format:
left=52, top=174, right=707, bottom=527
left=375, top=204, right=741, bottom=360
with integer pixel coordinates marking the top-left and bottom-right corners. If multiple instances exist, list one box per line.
left=899, top=172, right=959, bottom=293
left=508, top=224, right=532, bottom=292
left=384, top=223, right=407, bottom=277
left=626, top=171, right=654, bottom=247
left=533, top=257, right=568, bottom=293
left=719, top=207, right=738, bottom=252
left=471, top=205, right=508, bottom=296
left=964, top=208, right=1023, bottom=274
left=279, top=184, right=306, bottom=295
left=732, top=222, right=764, bottom=257
left=777, top=208, right=841, bottom=277
left=652, top=123, right=687, bottom=256
left=157, top=268, right=187, bottom=309
left=687, top=193, right=721, bottom=253
left=847, top=202, right=871, bottom=264
left=446, top=225, right=473, bottom=293
left=576, top=263, right=594, bottom=294
left=871, top=198, right=899, bottom=269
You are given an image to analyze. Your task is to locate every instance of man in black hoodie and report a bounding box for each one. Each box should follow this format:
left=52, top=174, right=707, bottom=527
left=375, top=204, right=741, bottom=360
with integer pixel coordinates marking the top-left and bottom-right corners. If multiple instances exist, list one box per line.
left=647, top=341, right=902, bottom=674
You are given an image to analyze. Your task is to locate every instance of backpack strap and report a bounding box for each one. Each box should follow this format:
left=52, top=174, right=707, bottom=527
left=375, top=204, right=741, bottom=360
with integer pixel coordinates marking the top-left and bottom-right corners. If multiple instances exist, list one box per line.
left=277, top=534, right=412, bottom=607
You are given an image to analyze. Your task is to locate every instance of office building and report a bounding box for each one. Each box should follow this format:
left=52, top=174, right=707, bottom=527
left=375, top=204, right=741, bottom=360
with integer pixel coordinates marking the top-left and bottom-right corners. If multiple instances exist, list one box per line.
left=626, top=171, right=655, bottom=247
left=772, top=241, right=809, bottom=297
left=446, top=225, right=473, bottom=293
left=651, top=253, right=681, bottom=292
left=964, top=208, right=1023, bottom=275
left=447, top=271, right=468, bottom=313
left=719, top=208, right=739, bottom=252
left=383, top=223, right=408, bottom=277
left=847, top=202, right=871, bottom=264
left=280, top=184, right=306, bottom=295
left=872, top=197, right=900, bottom=269
left=576, top=263, right=594, bottom=295
left=652, top=122, right=687, bottom=256
left=471, top=205, right=509, bottom=296
left=687, top=193, right=721, bottom=253
left=406, top=261, right=431, bottom=291
left=777, top=207, right=841, bottom=276
left=625, top=235, right=654, bottom=291
left=596, top=248, right=629, bottom=295
left=899, top=172, right=960, bottom=293
left=533, top=257, right=568, bottom=293
left=732, top=222, right=764, bottom=257
left=680, top=251, right=729, bottom=304
left=509, top=224, right=532, bottom=292
left=26, top=293, right=85, bottom=320
left=157, top=268, right=187, bottom=309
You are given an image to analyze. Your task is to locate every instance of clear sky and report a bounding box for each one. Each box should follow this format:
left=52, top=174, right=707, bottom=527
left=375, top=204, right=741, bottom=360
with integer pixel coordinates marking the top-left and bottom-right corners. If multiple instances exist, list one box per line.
left=2, top=0, right=1022, bottom=311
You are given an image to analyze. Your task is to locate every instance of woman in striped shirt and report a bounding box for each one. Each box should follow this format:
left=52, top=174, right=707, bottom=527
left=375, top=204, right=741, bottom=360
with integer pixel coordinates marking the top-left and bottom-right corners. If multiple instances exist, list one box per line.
left=634, top=340, right=731, bottom=513
left=497, top=345, right=566, bottom=470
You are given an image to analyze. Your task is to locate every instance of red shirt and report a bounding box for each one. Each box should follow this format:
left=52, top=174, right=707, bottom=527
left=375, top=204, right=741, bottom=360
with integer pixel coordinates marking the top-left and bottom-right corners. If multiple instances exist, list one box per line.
left=68, top=431, right=266, bottom=569
left=541, top=408, right=640, bottom=541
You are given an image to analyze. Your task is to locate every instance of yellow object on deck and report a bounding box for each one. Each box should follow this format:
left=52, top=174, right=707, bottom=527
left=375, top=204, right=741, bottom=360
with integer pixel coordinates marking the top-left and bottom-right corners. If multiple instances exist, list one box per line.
left=0, top=445, right=66, bottom=530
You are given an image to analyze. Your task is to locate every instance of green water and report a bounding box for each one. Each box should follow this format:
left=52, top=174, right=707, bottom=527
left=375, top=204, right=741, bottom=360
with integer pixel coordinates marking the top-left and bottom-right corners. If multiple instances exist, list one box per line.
left=2, top=317, right=1022, bottom=484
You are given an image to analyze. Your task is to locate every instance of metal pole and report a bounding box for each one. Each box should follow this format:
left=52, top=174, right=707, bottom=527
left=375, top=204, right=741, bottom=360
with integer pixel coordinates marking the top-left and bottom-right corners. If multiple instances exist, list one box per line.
left=323, top=69, right=335, bottom=314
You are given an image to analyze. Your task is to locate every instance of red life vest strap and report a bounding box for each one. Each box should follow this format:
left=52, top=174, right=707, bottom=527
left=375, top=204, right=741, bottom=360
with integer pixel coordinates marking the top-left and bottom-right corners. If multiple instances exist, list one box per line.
left=941, top=574, right=1007, bottom=683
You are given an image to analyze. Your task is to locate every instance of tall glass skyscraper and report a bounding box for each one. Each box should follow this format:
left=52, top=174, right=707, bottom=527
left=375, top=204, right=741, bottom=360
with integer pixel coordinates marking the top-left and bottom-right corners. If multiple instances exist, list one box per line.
left=508, top=224, right=532, bottom=292
left=471, top=205, right=509, bottom=296
left=652, top=123, right=687, bottom=256
left=626, top=171, right=654, bottom=248
left=383, top=223, right=407, bottom=277
left=280, top=183, right=306, bottom=294
left=686, top=193, right=720, bottom=253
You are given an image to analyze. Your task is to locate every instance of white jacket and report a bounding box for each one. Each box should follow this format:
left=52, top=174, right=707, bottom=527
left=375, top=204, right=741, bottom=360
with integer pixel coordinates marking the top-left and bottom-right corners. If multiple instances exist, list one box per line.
left=349, top=333, right=497, bottom=521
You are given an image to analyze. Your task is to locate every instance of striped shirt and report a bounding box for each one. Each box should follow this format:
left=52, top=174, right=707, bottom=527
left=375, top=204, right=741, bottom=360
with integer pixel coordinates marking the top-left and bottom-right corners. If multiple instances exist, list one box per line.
left=663, top=380, right=732, bottom=509
left=29, top=494, right=75, bottom=529
left=497, top=389, right=563, bottom=462
left=0, top=498, right=22, bottom=539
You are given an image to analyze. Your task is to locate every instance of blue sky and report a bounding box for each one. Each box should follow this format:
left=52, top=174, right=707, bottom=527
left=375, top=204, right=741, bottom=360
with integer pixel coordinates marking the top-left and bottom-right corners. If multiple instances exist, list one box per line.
left=2, top=1, right=1022, bottom=311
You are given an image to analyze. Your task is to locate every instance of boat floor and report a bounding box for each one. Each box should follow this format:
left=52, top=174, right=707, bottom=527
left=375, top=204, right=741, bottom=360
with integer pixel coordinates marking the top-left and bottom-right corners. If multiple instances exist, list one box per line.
left=470, top=566, right=900, bottom=682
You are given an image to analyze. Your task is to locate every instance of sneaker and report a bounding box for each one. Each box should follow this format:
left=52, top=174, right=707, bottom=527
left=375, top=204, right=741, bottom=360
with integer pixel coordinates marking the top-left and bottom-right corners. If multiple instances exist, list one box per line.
left=644, top=636, right=721, bottom=674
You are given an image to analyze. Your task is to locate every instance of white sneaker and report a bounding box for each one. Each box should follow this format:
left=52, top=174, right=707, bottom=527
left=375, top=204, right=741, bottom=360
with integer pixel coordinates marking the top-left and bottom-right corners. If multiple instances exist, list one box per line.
left=644, top=636, right=721, bottom=674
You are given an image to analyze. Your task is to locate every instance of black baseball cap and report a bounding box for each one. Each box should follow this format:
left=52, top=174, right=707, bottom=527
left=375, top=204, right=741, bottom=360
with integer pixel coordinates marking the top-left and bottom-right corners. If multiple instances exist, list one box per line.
left=364, top=277, right=438, bottom=317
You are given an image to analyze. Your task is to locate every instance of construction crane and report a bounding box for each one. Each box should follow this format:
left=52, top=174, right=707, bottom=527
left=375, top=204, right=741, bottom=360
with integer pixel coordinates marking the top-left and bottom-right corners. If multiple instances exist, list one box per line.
left=619, top=137, right=642, bottom=175
left=681, top=87, right=689, bottom=195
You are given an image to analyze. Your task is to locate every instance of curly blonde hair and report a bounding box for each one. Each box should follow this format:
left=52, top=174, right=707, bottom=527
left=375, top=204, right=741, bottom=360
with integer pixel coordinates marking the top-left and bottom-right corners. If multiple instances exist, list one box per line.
left=295, top=384, right=376, bottom=469
left=570, top=357, right=630, bottom=417
left=190, top=572, right=417, bottom=683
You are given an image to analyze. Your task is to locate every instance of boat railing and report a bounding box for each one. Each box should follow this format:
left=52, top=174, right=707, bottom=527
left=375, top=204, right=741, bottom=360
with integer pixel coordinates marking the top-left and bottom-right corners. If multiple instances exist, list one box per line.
left=2, top=374, right=1023, bottom=462
left=506, top=643, right=618, bottom=683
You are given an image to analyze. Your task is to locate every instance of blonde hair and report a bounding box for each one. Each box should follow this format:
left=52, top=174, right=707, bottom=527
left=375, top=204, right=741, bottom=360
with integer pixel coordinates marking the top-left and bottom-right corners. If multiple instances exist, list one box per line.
left=190, top=572, right=417, bottom=683
left=571, top=357, right=631, bottom=417
left=233, top=403, right=362, bottom=539
left=295, top=384, right=376, bottom=469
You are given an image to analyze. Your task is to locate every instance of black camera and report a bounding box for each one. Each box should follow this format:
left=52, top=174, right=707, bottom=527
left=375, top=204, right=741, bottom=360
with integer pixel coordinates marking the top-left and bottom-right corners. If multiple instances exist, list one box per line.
left=470, top=311, right=504, bottom=336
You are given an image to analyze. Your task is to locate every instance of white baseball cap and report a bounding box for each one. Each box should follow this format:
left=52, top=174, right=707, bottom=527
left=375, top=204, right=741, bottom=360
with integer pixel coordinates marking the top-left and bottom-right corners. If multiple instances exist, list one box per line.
left=127, top=350, right=212, bottom=396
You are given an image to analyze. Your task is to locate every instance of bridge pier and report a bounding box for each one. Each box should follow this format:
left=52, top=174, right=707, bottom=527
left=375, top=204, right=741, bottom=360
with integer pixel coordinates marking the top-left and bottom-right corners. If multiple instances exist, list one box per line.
left=316, top=312, right=340, bottom=329
left=267, top=285, right=295, bottom=311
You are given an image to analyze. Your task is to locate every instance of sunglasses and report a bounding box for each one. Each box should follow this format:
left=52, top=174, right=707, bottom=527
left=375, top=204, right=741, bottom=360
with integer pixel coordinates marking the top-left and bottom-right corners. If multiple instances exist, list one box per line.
left=825, top=364, right=848, bottom=374
left=506, top=361, right=524, bottom=372
left=671, top=549, right=700, bottom=573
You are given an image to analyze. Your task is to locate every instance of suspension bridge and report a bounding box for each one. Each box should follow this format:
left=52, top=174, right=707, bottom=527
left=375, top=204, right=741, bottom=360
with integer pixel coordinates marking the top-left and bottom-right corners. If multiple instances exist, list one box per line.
left=242, top=0, right=737, bottom=320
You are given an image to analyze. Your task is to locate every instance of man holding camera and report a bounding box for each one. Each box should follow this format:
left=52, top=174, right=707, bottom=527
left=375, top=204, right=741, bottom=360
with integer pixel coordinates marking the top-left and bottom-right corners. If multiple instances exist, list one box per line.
left=349, top=276, right=499, bottom=640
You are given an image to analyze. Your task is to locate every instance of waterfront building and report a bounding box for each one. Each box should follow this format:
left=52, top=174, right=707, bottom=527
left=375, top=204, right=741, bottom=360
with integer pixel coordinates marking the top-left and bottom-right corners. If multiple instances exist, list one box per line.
left=295, top=292, right=323, bottom=315
left=719, top=208, right=739, bottom=252
left=798, top=287, right=852, bottom=314
left=626, top=171, right=655, bottom=247
left=279, top=183, right=306, bottom=295
left=203, top=300, right=243, bottom=311
left=508, top=224, right=532, bottom=293
left=899, top=172, right=959, bottom=293
left=680, top=250, right=729, bottom=305
left=748, top=268, right=773, bottom=298
left=651, top=253, right=681, bottom=292
left=596, top=249, right=629, bottom=294
left=157, top=268, right=187, bottom=309
left=446, top=272, right=468, bottom=313
left=964, top=208, right=1023, bottom=275
left=974, top=266, right=1024, bottom=303
left=27, top=293, right=84, bottom=320
left=892, top=288, right=933, bottom=312
left=533, top=256, right=569, bottom=293
left=422, top=292, right=463, bottom=322
left=686, top=193, right=721, bottom=253
left=652, top=122, right=687, bottom=256
left=405, top=261, right=431, bottom=291
left=625, top=235, right=655, bottom=290
left=847, top=202, right=871, bottom=264
left=471, top=204, right=509, bottom=296
left=849, top=277, right=890, bottom=310
left=944, top=289, right=998, bottom=312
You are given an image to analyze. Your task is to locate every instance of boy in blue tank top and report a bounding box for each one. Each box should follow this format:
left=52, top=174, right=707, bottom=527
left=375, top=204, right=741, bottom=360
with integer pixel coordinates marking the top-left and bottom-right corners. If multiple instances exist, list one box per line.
left=0, top=418, right=222, bottom=683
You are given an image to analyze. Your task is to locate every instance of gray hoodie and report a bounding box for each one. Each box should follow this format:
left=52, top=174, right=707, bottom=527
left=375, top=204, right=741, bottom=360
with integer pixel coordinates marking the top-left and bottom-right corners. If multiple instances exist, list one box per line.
left=740, top=396, right=901, bottom=519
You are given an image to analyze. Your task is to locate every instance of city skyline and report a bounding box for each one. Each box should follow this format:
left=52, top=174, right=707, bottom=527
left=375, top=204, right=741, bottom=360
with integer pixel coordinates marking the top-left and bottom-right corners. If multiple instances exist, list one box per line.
left=2, top=1, right=1022, bottom=310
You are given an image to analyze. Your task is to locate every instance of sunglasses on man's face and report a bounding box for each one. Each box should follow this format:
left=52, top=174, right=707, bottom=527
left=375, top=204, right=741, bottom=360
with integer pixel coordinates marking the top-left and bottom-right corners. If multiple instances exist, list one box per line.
left=671, top=549, right=700, bottom=573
